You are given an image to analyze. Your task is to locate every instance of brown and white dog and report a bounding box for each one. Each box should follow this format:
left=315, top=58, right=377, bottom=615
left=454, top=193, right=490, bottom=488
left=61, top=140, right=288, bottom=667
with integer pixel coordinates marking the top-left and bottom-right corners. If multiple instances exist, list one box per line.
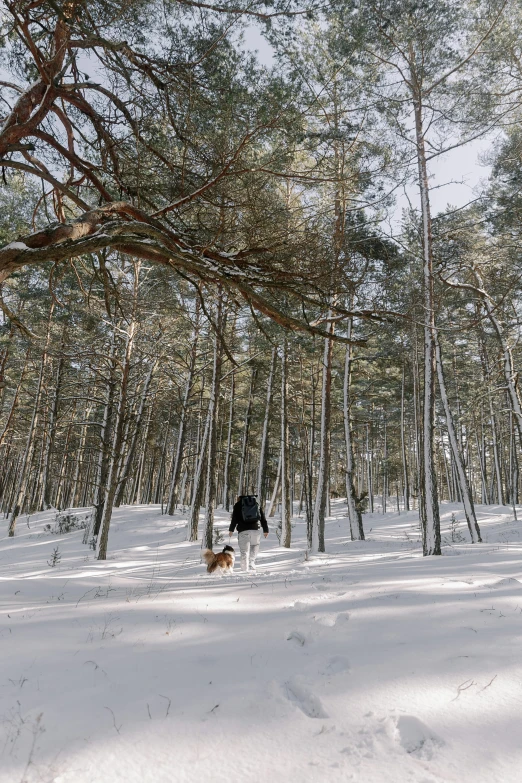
left=202, top=545, right=235, bottom=575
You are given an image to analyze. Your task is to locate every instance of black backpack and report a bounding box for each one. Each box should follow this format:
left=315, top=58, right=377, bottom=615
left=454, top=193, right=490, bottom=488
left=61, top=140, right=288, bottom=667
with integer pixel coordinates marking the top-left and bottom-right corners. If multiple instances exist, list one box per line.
left=241, top=495, right=260, bottom=523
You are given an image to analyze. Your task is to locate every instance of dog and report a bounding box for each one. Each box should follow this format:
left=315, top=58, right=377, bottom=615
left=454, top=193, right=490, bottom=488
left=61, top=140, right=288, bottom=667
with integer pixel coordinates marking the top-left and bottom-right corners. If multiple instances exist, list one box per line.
left=202, top=544, right=235, bottom=575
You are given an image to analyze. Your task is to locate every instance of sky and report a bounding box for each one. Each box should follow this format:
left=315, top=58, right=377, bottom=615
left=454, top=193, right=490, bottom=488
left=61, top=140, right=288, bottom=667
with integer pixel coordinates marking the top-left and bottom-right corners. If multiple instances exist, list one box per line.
left=242, top=23, right=497, bottom=228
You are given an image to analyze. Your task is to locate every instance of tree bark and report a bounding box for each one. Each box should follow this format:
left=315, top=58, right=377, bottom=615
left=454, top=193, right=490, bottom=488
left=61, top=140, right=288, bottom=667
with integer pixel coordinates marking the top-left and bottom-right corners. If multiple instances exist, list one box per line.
left=257, top=346, right=277, bottom=509
left=203, top=294, right=226, bottom=549
left=8, top=307, right=53, bottom=535
left=237, top=366, right=258, bottom=496
left=222, top=373, right=235, bottom=511
left=312, top=309, right=334, bottom=553
left=343, top=327, right=364, bottom=540
left=413, top=92, right=441, bottom=555
left=435, top=333, right=481, bottom=542
left=401, top=361, right=410, bottom=512
left=115, top=359, right=158, bottom=507
left=97, top=318, right=136, bottom=560
left=280, top=342, right=291, bottom=548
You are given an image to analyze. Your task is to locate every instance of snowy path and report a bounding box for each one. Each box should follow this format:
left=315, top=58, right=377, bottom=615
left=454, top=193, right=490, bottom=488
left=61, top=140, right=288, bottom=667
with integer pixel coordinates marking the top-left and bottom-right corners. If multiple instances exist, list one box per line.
left=2, top=503, right=522, bottom=782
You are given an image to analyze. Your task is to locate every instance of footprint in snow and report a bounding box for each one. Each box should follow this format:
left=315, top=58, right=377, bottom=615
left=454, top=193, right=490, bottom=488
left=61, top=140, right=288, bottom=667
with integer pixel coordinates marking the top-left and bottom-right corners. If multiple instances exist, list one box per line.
left=293, top=592, right=346, bottom=611
left=394, top=715, right=444, bottom=760
left=313, top=611, right=351, bottom=628
left=285, top=677, right=329, bottom=718
left=334, top=611, right=351, bottom=627
left=319, top=655, right=351, bottom=676
left=313, top=613, right=338, bottom=627
left=286, top=630, right=306, bottom=646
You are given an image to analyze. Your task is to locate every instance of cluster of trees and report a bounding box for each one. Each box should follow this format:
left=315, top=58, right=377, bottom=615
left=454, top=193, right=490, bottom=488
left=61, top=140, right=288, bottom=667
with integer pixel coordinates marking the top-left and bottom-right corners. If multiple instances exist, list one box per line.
left=2, top=0, right=522, bottom=559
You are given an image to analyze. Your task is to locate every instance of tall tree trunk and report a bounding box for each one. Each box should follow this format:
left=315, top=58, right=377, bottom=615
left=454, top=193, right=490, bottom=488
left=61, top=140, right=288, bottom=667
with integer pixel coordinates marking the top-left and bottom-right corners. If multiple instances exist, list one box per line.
left=69, top=403, right=92, bottom=508
left=97, top=319, right=136, bottom=560
left=473, top=265, right=522, bottom=452
left=478, top=330, right=504, bottom=505
left=280, top=342, right=291, bottom=548
left=489, top=395, right=503, bottom=505
left=267, top=453, right=281, bottom=518
left=92, top=336, right=117, bottom=536
left=203, top=294, right=225, bottom=549
left=133, top=403, right=153, bottom=504
left=188, top=403, right=211, bottom=542
left=53, top=414, right=74, bottom=510
left=115, top=359, right=158, bottom=507
left=509, top=408, right=519, bottom=520
left=237, top=366, right=257, bottom=495
left=474, top=413, right=488, bottom=505
left=401, top=361, right=410, bottom=512
left=343, top=326, right=364, bottom=540
left=167, top=310, right=200, bottom=515
left=257, top=346, right=277, bottom=509
left=382, top=412, right=388, bottom=513
left=8, top=307, right=53, bottom=535
left=413, top=91, right=441, bottom=555
left=312, top=310, right=334, bottom=553
left=435, top=334, right=481, bottom=542
left=155, top=411, right=171, bottom=505
left=40, top=348, right=65, bottom=510
left=222, top=373, right=235, bottom=511
left=0, top=349, right=29, bottom=450
left=366, top=423, right=373, bottom=514
left=302, top=433, right=313, bottom=547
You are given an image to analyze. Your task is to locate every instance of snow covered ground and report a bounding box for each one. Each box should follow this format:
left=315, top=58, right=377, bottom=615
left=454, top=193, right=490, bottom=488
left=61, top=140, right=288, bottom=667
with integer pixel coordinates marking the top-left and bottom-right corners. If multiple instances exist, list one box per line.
left=2, top=502, right=522, bottom=783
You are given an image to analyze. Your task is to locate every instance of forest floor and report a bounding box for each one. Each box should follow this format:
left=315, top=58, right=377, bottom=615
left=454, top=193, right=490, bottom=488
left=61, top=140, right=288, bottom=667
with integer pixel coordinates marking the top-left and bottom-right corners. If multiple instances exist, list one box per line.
left=1, top=502, right=522, bottom=783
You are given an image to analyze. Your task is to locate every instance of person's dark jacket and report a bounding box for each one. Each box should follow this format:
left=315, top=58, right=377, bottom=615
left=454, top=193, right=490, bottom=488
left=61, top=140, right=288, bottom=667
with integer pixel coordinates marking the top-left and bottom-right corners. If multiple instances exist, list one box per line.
left=229, top=498, right=269, bottom=534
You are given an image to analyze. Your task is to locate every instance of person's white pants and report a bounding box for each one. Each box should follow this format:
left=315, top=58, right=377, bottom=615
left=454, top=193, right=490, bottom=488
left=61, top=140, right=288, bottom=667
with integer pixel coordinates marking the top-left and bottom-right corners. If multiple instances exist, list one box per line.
left=237, top=530, right=261, bottom=571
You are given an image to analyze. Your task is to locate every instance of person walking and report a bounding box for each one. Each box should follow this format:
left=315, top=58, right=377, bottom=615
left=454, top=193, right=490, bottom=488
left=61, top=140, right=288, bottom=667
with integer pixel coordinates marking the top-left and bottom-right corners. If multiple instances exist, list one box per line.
left=229, top=495, right=268, bottom=572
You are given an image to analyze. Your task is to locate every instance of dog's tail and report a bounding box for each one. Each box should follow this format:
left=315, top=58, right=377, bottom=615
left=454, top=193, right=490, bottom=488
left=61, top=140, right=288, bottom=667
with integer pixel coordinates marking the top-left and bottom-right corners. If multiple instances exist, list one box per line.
left=202, top=549, right=216, bottom=573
